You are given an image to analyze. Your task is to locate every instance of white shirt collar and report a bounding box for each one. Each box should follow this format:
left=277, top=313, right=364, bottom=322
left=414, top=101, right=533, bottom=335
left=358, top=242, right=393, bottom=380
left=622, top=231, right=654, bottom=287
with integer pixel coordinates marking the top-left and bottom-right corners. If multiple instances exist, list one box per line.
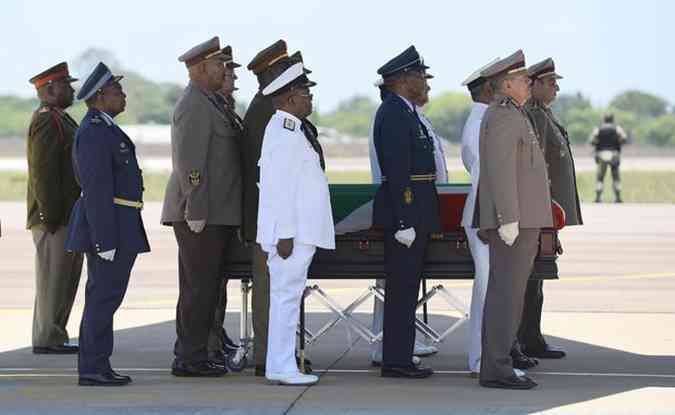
left=99, top=111, right=116, bottom=126
left=396, top=94, right=415, bottom=112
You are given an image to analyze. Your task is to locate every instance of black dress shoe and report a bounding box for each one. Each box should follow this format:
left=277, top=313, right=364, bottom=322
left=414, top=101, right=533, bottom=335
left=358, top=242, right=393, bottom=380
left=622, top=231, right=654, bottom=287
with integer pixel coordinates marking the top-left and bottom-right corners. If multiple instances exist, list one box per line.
left=254, top=365, right=266, bottom=377
left=381, top=365, right=433, bottom=379
left=79, top=372, right=130, bottom=387
left=480, top=374, right=537, bottom=390
left=524, top=344, right=566, bottom=359
left=208, top=350, right=227, bottom=365
left=171, top=360, right=227, bottom=377
left=33, top=343, right=79, bottom=355
left=513, top=354, right=539, bottom=369
left=109, top=370, right=132, bottom=383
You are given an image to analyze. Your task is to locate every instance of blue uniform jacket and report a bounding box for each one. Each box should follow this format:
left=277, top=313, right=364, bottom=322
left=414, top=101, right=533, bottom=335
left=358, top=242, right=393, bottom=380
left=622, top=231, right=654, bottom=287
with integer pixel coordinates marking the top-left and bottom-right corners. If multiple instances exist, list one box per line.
left=65, top=109, right=150, bottom=254
left=372, top=94, right=441, bottom=233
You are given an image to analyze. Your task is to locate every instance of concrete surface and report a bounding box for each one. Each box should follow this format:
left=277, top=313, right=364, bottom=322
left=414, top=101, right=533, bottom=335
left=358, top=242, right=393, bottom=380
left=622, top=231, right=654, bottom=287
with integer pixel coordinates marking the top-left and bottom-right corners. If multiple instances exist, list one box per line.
left=1, top=202, right=674, bottom=414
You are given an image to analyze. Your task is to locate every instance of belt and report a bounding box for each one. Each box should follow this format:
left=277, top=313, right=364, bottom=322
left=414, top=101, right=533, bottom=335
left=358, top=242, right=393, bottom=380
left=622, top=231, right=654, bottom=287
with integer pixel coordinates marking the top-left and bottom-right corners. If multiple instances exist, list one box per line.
left=113, top=197, right=144, bottom=210
left=381, top=174, right=436, bottom=182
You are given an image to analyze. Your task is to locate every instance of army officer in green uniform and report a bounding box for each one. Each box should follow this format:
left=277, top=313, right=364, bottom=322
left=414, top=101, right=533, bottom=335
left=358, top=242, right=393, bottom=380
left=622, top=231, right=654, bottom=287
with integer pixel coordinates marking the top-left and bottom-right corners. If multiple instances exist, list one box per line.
left=26, top=62, right=83, bottom=355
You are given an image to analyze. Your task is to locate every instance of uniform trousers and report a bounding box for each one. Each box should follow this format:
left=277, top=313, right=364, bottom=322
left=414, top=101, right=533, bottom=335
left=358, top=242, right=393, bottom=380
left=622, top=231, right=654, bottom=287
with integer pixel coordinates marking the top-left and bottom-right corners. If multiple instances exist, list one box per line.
left=382, top=229, right=429, bottom=368
left=173, top=222, right=236, bottom=364
left=31, top=226, right=83, bottom=347
left=78, top=250, right=136, bottom=375
left=207, top=278, right=229, bottom=353
left=264, top=243, right=315, bottom=375
left=518, top=279, right=547, bottom=350
left=465, top=226, right=490, bottom=373
left=251, top=243, right=270, bottom=366
left=480, top=228, right=540, bottom=382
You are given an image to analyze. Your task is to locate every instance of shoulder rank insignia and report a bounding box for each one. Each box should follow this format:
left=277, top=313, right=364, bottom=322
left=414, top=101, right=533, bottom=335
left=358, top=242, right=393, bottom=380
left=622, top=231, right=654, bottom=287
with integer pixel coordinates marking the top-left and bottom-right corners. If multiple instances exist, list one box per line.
left=403, top=187, right=414, bottom=205
left=283, top=118, right=296, bottom=131
left=188, top=170, right=201, bottom=186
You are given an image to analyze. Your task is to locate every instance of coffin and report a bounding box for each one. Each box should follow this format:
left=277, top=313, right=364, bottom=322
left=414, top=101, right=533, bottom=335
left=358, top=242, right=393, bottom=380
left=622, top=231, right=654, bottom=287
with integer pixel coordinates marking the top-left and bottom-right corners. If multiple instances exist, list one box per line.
left=224, top=184, right=559, bottom=280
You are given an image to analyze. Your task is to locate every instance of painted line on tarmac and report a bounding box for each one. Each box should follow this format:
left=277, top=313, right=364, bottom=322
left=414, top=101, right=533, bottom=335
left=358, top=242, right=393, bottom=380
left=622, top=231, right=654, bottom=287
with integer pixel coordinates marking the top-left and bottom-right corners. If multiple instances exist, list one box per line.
left=1, top=368, right=675, bottom=379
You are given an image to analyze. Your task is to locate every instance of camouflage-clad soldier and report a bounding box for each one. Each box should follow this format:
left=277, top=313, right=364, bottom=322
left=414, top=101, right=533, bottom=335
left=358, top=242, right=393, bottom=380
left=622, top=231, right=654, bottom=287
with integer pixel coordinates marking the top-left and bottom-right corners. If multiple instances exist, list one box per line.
left=26, top=62, right=83, bottom=355
left=520, top=58, right=582, bottom=360
left=589, top=113, right=628, bottom=203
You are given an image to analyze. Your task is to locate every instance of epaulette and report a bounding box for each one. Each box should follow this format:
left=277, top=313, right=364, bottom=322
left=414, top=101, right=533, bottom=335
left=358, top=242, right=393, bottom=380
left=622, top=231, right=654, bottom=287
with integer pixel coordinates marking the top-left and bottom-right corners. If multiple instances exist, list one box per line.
left=283, top=117, right=296, bottom=131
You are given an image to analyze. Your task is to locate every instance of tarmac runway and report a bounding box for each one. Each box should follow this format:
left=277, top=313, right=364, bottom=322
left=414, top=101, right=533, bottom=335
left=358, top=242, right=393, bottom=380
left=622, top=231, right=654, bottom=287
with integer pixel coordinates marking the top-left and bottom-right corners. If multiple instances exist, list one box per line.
left=0, top=202, right=674, bottom=414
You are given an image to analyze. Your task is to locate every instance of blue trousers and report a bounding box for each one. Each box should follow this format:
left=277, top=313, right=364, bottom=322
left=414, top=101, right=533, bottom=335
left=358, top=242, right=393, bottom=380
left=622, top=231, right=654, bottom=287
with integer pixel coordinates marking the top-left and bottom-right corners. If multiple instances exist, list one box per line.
left=78, top=251, right=136, bottom=375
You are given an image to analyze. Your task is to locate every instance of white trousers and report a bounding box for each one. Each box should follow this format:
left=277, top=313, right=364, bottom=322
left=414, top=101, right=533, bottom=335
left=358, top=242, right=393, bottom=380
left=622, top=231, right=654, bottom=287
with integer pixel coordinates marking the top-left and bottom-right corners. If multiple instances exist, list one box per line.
left=466, top=226, right=490, bottom=372
left=264, top=243, right=316, bottom=376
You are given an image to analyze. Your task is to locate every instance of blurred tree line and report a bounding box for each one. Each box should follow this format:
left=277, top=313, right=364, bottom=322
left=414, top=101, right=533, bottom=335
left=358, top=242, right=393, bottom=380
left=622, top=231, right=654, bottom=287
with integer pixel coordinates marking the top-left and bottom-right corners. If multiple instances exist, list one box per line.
left=2, top=49, right=675, bottom=147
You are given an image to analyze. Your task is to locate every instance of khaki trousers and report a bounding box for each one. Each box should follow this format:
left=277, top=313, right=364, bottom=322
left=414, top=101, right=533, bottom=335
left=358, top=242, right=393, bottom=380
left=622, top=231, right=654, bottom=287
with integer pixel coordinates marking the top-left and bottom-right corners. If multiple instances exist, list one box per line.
left=31, top=226, right=83, bottom=347
left=251, top=243, right=270, bottom=366
left=480, top=228, right=540, bottom=381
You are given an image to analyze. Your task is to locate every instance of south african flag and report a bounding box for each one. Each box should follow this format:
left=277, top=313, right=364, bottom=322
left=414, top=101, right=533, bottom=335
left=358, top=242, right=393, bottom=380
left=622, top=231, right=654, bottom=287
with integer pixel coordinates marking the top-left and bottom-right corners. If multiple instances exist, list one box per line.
left=330, top=184, right=471, bottom=235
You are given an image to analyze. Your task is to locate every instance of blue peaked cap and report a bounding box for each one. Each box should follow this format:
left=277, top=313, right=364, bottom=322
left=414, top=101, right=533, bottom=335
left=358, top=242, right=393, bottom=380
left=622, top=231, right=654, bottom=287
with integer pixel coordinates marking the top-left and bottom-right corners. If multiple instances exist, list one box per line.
left=377, top=45, right=430, bottom=78
left=76, top=62, right=124, bottom=101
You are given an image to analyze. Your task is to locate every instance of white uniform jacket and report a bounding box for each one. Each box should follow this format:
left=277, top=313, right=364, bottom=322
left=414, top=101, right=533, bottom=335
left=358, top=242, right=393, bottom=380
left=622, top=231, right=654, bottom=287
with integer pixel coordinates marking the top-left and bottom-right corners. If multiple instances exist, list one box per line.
left=256, top=110, right=335, bottom=250
left=460, top=102, right=488, bottom=227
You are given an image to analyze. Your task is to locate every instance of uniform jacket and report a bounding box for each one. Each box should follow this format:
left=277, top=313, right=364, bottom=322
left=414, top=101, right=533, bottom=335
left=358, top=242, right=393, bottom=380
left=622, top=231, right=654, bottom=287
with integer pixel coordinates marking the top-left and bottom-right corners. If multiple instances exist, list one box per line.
left=256, top=110, right=335, bottom=250
left=65, top=109, right=150, bottom=254
left=241, top=92, right=275, bottom=242
left=372, top=94, right=440, bottom=233
left=369, top=106, right=448, bottom=184
left=474, top=94, right=553, bottom=230
left=26, top=106, right=81, bottom=230
left=241, top=93, right=325, bottom=243
left=526, top=100, right=583, bottom=226
left=161, top=82, right=242, bottom=225
left=460, top=102, right=488, bottom=227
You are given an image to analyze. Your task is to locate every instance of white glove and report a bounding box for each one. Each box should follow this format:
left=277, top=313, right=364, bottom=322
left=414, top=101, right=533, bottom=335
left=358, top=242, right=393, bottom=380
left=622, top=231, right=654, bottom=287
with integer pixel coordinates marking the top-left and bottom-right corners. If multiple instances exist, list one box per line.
left=394, top=227, right=416, bottom=248
left=98, top=249, right=116, bottom=262
left=498, top=221, right=519, bottom=246
left=187, top=219, right=206, bottom=233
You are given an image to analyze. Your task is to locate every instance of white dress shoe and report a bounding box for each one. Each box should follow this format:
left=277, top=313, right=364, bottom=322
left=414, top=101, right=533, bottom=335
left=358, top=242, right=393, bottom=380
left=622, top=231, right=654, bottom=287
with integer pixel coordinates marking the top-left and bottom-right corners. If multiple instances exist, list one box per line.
left=413, top=343, right=438, bottom=357
left=266, top=372, right=318, bottom=386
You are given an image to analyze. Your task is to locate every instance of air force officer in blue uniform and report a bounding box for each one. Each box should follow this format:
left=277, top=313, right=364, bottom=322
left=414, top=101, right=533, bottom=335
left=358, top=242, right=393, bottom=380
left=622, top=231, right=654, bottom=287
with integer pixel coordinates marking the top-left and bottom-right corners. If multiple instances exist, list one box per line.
left=66, top=62, right=150, bottom=386
left=372, top=46, right=440, bottom=379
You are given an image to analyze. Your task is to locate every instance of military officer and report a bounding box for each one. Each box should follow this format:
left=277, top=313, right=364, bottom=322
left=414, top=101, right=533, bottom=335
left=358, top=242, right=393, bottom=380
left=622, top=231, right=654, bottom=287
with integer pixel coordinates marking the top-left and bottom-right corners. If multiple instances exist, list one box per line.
left=257, top=60, right=334, bottom=386
left=26, top=62, right=83, bottom=355
left=460, top=59, right=538, bottom=376
left=242, top=41, right=319, bottom=376
left=520, top=58, right=583, bottom=360
left=589, top=113, right=628, bottom=203
left=207, top=45, right=244, bottom=366
left=66, top=62, right=150, bottom=386
left=368, top=75, right=440, bottom=366
left=372, top=46, right=440, bottom=379
left=474, top=51, right=553, bottom=390
left=161, top=37, right=242, bottom=377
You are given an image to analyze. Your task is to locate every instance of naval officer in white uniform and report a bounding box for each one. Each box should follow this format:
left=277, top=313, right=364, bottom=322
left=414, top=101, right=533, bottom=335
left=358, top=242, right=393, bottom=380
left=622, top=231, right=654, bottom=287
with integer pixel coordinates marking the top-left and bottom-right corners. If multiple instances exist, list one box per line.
left=367, top=76, right=445, bottom=364
left=257, top=61, right=335, bottom=386
left=460, top=59, right=532, bottom=377
left=460, top=60, right=496, bottom=376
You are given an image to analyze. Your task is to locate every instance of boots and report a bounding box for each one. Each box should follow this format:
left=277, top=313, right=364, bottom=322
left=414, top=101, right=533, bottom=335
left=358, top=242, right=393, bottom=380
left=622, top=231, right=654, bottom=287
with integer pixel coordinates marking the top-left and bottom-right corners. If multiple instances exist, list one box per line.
left=595, top=191, right=602, bottom=203
left=615, top=191, right=623, bottom=203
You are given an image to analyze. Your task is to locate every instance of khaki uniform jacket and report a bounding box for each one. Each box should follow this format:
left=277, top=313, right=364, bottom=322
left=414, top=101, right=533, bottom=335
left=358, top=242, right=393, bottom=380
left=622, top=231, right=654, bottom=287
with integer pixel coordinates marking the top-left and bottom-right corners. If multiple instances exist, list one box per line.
left=240, top=92, right=275, bottom=243
left=161, top=82, right=242, bottom=225
left=26, top=106, right=81, bottom=230
left=474, top=95, right=553, bottom=230
left=525, top=100, right=583, bottom=226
